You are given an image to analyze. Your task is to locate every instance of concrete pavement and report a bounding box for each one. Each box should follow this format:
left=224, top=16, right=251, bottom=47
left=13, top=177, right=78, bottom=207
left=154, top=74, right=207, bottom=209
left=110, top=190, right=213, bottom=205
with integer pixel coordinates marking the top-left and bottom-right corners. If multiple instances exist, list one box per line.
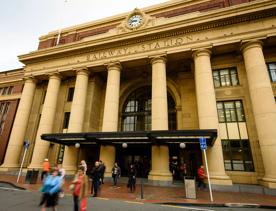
left=1, top=173, right=276, bottom=208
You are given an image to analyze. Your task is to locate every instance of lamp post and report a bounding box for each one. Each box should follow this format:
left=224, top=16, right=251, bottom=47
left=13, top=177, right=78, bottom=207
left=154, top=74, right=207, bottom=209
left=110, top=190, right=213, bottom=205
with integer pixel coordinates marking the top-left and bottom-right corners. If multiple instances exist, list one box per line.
left=75, top=142, right=80, bottom=168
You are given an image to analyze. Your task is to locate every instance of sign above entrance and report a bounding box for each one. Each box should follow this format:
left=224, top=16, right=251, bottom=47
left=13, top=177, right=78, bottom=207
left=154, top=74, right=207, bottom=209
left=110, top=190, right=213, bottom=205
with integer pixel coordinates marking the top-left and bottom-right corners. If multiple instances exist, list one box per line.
left=199, top=137, right=207, bottom=150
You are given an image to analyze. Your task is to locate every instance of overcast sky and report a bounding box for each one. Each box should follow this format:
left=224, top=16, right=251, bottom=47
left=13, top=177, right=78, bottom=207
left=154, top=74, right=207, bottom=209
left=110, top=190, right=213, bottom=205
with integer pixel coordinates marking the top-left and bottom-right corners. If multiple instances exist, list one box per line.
left=0, top=0, right=168, bottom=72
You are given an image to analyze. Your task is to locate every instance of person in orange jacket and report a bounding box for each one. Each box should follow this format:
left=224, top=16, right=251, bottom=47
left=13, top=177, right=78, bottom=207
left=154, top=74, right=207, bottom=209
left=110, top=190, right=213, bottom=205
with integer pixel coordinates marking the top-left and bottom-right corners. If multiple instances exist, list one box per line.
left=41, top=158, right=50, bottom=181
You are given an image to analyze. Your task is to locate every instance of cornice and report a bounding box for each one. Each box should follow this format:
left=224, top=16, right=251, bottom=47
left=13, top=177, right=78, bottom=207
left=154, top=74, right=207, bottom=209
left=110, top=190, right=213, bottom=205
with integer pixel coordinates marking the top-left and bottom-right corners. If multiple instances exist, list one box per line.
left=19, top=0, right=276, bottom=65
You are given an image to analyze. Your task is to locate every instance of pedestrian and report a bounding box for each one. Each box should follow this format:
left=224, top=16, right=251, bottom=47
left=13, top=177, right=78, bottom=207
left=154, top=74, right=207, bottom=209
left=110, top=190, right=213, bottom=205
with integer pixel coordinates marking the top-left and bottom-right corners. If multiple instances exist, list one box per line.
left=39, top=168, right=62, bottom=211
left=111, top=162, right=121, bottom=186
left=99, top=160, right=106, bottom=184
left=127, top=164, right=137, bottom=193
left=72, top=166, right=89, bottom=211
left=197, top=165, right=206, bottom=190
left=41, top=158, right=50, bottom=181
left=89, top=161, right=101, bottom=197
left=80, top=160, right=87, bottom=174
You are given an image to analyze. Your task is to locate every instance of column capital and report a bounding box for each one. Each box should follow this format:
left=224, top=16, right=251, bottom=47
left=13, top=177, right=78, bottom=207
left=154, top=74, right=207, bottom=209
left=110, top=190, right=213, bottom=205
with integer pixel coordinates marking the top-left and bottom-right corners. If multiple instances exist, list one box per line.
left=150, top=54, right=167, bottom=65
left=192, top=48, right=212, bottom=59
left=75, top=67, right=90, bottom=76
left=106, top=62, right=122, bottom=71
left=240, top=40, right=263, bottom=54
left=23, top=76, right=37, bottom=84
left=48, top=72, right=62, bottom=80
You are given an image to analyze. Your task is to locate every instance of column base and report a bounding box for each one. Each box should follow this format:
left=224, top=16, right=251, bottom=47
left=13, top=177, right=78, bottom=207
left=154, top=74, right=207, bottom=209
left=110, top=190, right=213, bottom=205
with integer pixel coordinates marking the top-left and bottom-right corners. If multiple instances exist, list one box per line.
left=28, top=164, right=42, bottom=170
left=210, top=175, right=233, bottom=186
left=0, top=164, right=19, bottom=171
left=62, top=165, right=77, bottom=175
left=104, top=171, right=112, bottom=178
left=148, top=170, right=172, bottom=182
left=260, top=177, right=276, bottom=189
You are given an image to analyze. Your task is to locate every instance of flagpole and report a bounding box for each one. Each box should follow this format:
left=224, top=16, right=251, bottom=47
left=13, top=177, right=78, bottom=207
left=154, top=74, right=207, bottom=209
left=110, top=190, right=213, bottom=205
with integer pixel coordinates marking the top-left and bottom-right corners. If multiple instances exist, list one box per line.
left=56, top=0, right=68, bottom=45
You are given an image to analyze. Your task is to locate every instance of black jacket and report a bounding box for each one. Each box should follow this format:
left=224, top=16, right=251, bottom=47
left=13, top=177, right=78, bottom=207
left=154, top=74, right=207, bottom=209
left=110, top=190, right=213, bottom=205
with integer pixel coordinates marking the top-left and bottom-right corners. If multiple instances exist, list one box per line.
left=90, top=166, right=101, bottom=181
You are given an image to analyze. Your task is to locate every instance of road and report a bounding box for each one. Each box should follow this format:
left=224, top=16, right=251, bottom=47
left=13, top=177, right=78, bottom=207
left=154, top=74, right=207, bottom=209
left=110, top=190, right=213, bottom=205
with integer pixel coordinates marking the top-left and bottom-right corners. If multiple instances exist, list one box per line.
left=0, top=187, right=270, bottom=211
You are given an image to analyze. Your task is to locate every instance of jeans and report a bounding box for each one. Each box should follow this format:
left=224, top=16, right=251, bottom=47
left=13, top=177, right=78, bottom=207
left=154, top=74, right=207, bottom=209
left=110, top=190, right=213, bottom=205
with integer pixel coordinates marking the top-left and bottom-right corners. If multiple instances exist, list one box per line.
left=91, top=180, right=100, bottom=196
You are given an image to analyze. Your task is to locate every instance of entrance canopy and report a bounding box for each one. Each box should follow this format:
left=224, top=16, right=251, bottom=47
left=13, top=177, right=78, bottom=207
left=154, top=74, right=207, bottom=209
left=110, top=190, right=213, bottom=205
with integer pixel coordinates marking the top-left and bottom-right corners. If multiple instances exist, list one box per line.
left=41, top=129, right=217, bottom=146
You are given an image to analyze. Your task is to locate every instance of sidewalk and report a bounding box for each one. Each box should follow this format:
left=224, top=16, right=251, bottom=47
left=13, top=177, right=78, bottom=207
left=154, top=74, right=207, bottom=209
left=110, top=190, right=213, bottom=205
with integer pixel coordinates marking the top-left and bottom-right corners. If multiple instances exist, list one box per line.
left=1, top=174, right=276, bottom=207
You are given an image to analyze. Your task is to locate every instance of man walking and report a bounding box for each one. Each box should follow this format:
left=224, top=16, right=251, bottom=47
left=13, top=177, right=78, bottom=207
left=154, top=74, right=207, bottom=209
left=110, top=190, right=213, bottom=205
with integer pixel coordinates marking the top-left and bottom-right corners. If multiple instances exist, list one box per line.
left=90, top=161, right=101, bottom=197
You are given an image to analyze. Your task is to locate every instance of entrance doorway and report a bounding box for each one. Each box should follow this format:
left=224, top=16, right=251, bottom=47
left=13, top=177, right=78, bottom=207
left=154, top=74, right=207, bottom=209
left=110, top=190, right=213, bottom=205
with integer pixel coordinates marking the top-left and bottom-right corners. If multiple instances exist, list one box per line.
left=169, top=143, right=202, bottom=181
left=81, top=145, right=100, bottom=173
left=116, top=144, right=151, bottom=178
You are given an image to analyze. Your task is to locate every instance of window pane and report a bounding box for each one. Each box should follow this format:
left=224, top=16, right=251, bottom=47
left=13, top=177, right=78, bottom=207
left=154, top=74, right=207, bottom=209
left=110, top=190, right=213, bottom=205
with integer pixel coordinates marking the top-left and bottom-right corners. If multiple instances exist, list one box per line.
left=121, top=86, right=175, bottom=131
left=221, top=139, right=254, bottom=172
left=224, top=102, right=236, bottom=122
left=224, top=160, right=232, bottom=170
left=230, top=69, right=238, bottom=86
left=232, top=160, right=245, bottom=171
left=213, top=71, right=220, bottom=87
left=67, top=87, right=74, bottom=102
left=220, top=70, right=231, bottom=86
left=268, top=63, right=276, bottom=82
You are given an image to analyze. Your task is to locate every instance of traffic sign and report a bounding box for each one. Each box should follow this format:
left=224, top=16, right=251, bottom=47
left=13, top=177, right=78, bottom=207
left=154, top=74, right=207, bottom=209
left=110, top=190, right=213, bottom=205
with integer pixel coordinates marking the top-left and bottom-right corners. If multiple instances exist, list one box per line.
left=199, top=137, right=207, bottom=150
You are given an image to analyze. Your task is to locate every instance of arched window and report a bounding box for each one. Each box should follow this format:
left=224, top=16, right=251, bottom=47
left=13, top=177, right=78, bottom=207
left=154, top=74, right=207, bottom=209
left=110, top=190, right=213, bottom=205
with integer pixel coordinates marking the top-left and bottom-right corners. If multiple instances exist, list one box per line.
left=121, top=86, right=176, bottom=131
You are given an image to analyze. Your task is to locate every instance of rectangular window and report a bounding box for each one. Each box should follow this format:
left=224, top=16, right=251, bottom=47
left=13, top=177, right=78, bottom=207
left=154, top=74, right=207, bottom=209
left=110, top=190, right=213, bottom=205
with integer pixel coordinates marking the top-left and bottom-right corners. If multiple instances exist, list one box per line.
left=0, top=102, right=10, bottom=135
left=7, top=86, right=13, bottom=94
left=267, top=62, right=276, bottom=82
left=67, top=87, right=75, bottom=102
left=63, top=112, right=70, bottom=129
left=217, top=100, right=245, bottom=123
left=212, top=67, right=239, bottom=88
left=222, top=140, right=254, bottom=171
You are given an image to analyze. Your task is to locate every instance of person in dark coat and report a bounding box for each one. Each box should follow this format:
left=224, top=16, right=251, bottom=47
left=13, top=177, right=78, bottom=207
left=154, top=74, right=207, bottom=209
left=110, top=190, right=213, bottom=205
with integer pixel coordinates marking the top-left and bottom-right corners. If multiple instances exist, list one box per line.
left=90, top=161, right=101, bottom=197
left=127, top=164, right=137, bottom=193
left=99, top=160, right=106, bottom=184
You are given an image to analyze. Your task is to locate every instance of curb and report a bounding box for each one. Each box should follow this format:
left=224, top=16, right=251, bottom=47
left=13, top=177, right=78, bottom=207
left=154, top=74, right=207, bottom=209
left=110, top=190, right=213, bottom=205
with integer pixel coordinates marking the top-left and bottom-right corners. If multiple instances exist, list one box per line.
left=0, top=181, right=26, bottom=190
left=159, top=202, right=276, bottom=209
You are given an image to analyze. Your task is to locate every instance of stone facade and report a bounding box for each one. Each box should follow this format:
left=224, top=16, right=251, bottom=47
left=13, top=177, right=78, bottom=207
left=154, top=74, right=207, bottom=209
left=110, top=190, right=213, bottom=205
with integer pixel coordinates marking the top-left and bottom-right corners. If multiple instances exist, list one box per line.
left=1, top=0, right=276, bottom=188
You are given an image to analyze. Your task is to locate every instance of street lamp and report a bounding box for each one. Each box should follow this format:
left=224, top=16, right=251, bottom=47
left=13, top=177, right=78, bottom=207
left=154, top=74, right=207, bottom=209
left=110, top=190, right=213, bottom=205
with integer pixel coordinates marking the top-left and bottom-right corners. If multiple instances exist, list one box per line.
left=180, top=142, right=186, bottom=149
left=122, top=143, right=128, bottom=148
left=75, top=142, right=80, bottom=148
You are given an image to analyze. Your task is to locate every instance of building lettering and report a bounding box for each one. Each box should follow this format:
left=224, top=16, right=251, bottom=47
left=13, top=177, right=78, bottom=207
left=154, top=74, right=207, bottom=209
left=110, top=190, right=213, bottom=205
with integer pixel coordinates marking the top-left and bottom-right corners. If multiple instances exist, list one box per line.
left=86, top=35, right=194, bottom=62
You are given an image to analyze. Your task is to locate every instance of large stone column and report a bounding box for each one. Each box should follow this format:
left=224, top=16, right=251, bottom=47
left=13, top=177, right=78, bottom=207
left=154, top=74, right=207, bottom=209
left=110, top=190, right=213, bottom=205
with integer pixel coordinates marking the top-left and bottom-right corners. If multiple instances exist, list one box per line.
left=193, top=49, right=232, bottom=185
left=241, top=40, right=276, bottom=188
left=148, top=55, right=172, bottom=182
left=99, top=62, right=121, bottom=177
left=0, top=77, right=36, bottom=170
left=28, top=73, right=61, bottom=169
left=62, top=68, right=89, bottom=174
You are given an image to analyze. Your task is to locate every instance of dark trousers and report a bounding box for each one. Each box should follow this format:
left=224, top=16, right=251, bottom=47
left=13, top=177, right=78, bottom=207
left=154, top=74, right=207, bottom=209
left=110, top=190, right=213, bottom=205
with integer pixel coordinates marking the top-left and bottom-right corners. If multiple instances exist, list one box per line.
left=128, top=177, right=136, bottom=192
left=112, top=174, right=119, bottom=186
left=197, top=179, right=206, bottom=189
left=73, top=195, right=79, bottom=211
left=91, top=180, right=99, bottom=196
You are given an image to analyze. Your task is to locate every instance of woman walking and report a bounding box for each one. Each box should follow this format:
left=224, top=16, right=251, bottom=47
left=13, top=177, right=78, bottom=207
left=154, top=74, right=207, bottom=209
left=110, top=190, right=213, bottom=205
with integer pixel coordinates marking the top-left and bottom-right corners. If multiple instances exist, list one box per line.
left=111, top=162, right=121, bottom=186
left=72, top=166, right=89, bottom=211
left=39, top=168, right=62, bottom=211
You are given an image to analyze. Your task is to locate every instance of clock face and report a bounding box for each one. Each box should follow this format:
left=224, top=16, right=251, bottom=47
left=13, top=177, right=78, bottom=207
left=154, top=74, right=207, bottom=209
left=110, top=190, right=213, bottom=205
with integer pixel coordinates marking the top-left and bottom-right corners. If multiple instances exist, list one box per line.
left=128, top=15, right=142, bottom=28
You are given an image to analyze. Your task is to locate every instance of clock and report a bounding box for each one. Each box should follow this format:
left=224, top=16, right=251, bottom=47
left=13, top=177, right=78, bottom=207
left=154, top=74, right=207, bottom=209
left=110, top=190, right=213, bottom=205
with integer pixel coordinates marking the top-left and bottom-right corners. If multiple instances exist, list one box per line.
left=128, top=14, right=142, bottom=28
